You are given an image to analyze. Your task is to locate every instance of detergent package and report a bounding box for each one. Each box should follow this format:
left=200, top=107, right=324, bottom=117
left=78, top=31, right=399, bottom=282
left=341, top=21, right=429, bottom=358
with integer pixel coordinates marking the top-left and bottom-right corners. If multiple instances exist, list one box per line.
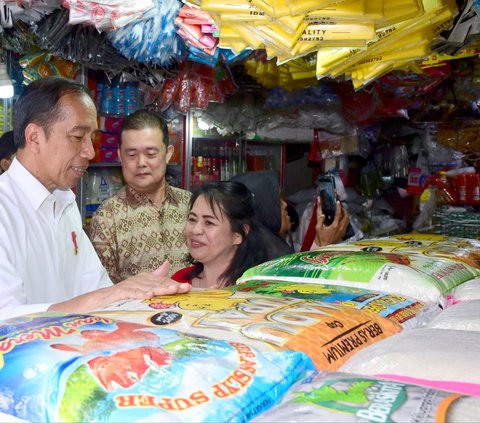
left=227, top=280, right=440, bottom=329
left=0, top=313, right=314, bottom=422
left=94, top=289, right=402, bottom=371
left=253, top=370, right=480, bottom=423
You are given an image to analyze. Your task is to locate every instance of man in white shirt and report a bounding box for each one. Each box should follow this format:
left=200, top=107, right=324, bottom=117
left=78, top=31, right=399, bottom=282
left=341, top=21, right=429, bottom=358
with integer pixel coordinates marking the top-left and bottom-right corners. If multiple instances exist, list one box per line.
left=0, top=76, right=191, bottom=321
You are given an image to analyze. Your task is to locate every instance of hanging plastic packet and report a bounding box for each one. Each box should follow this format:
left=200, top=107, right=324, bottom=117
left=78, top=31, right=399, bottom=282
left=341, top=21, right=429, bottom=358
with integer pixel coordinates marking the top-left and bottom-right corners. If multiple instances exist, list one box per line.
left=64, top=0, right=155, bottom=31
left=107, top=0, right=186, bottom=66
left=321, top=1, right=456, bottom=80
left=305, top=0, right=366, bottom=21
left=175, top=5, right=219, bottom=57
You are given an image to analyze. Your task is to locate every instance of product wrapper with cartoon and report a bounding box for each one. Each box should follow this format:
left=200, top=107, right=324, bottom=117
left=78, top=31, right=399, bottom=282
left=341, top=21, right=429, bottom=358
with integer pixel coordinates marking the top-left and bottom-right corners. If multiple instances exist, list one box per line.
left=0, top=312, right=315, bottom=422
left=237, top=247, right=480, bottom=305
left=93, top=289, right=402, bottom=371
left=226, top=280, right=440, bottom=329
left=252, top=371, right=480, bottom=423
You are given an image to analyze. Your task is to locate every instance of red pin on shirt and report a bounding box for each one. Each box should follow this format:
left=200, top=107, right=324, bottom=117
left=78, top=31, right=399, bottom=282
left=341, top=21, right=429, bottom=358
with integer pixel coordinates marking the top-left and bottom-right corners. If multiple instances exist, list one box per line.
left=71, top=231, right=78, bottom=255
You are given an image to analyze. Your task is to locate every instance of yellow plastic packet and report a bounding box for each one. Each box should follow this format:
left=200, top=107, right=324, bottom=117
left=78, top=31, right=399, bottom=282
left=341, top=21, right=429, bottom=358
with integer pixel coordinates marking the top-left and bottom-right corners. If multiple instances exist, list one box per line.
left=201, top=0, right=259, bottom=13
left=421, top=45, right=480, bottom=67
left=219, top=24, right=265, bottom=49
left=251, top=0, right=291, bottom=17
left=380, top=0, right=425, bottom=28
left=275, top=13, right=306, bottom=34
left=289, top=0, right=351, bottom=16
left=299, top=22, right=376, bottom=42
left=251, top=20, right=309, bottom=60
left=363, top=0, right=385, bottom=21
left=218, top=12, right=272, bottom=24
left=325, top=2, right=455, bottom=78
left=291, top=21, right=375, bottom=57
left=305, top=0, right=366, bottom=21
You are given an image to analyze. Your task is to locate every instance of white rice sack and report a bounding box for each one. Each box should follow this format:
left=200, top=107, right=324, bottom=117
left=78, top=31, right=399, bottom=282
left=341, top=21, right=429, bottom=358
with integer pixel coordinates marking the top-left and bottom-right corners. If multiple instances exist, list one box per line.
left=321, top=234, right=480, bottom=270
left=253, top=370, right=480, bottom=423
left=448, top=278, right=480, bottom=303
left=238, top=250, right=480, bottom=306
left=427, top=300, right=480, bottom=331
left=340, top=328, right=480, bottom=397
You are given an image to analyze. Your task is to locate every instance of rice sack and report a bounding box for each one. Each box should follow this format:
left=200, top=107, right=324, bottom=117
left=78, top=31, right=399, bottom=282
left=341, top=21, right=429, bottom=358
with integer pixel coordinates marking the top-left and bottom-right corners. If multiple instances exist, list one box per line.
left=94, top=289, right=402, bottom=371
left=447, top=278, right=480, bottom=304
left=253, top=370, right=480, bottom=423
left=427, top=300, right=480, bottom=332
left=0, top=312, right=314, bottom=423
left=227, top=280, right=439, bottom=329
left=319, top=234, right=480, bottom=270
left=340, top=328, right=480, bottom=397
left=237, top=249, right=480, bottom=305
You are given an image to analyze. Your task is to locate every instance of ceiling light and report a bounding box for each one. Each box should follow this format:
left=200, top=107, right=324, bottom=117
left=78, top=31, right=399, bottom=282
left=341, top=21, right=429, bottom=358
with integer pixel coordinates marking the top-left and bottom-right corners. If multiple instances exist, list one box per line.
left=0, top=63, right=14, bottom=99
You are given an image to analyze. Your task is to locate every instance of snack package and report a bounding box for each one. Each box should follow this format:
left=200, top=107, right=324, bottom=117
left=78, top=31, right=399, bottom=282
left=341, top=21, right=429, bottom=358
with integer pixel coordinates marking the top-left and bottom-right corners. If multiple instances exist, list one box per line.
left=253, top=370, right=480, bottom=422
left=94, top=289, right=402, bottom=371
left=0, top=312, right=314, bottom=422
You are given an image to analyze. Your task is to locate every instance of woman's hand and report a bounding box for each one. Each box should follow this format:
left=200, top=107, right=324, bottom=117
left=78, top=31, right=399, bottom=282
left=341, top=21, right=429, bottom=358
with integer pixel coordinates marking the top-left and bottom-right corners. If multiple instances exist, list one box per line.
left=313, top=197, right=350, bottom=248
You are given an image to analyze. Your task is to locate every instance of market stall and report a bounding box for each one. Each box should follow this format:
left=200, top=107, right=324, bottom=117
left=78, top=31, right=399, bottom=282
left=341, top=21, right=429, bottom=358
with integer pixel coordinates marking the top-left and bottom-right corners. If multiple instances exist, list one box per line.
left=1, top=1, right=480, bottom=422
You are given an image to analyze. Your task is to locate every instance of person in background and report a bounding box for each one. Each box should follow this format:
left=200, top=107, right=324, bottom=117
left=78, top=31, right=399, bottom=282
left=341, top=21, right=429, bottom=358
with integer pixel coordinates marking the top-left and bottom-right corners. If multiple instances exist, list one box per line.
left=0, top=76, right=190, bottom=321
left=231, top=170, right=294, bottom=258
left=0, top=130, right=15, bottom=174
left=231, top=170, right=350, bottom=253
left=90, top=109, right=191, bottom=283
left=171, top=181, right=275, bottom=287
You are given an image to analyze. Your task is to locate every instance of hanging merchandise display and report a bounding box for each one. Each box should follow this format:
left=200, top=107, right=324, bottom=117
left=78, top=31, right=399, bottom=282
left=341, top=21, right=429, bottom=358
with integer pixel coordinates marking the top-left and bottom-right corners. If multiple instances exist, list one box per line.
left=107, top=0, right=186, bottom=67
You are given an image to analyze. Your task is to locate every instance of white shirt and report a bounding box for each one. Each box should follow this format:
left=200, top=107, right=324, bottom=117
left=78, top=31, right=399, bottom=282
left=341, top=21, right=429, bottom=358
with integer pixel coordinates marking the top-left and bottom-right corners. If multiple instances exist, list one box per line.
left=0, top=158, right=112, bottom=320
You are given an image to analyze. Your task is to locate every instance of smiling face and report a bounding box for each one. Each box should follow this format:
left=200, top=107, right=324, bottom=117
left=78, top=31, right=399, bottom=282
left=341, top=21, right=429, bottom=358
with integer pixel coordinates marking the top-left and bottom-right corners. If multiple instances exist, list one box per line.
left=119, top=127, right=174, bottom=199
left=185, top=195, right=242, bottom=267
left=26, top=92, right=98, bottom=191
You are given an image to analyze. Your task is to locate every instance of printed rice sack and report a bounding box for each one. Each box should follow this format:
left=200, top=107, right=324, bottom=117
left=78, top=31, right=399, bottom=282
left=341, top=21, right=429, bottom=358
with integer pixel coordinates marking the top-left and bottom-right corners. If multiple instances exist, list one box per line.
left=237, top=249, right=480, bottom=305
left=427, top=300, right=480, bottom=332
left=319, top=234, right=480, bottom=270
left=94, top=289, right=402, bottom=371
left=227, top=280, right=440, bottom=329
left=253, top=371, right=480, bottom=423
left=447, top=278, right=480, bottom=304
left=0, top=312, right=315, bottom=423
left=340, top=328, right=480, bottom=397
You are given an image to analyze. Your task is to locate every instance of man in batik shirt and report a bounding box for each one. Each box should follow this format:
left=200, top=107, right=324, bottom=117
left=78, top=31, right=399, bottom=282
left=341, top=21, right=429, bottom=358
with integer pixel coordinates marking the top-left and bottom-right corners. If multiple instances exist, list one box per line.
left=90, top=110, right=191, bottom=283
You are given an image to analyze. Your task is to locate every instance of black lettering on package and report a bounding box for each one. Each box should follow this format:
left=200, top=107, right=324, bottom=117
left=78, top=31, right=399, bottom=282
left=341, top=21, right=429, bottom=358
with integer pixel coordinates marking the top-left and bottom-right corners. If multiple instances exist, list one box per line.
left=322, top=322, right=385, bottom=364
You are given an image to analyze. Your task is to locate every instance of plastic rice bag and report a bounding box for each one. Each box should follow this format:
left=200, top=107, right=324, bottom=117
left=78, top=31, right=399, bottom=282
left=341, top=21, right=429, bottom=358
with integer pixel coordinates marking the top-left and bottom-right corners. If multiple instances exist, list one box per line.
left=253, top=370, right=480, bottom=422
left=93, top=289, right=402, bottom=371
left=0, top=312, right=314, bottom=422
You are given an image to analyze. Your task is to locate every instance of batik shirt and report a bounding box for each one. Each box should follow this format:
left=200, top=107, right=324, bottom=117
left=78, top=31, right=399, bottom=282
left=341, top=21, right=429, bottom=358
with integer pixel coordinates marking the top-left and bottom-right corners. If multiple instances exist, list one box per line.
left=90, top=184, right=192, bottom=283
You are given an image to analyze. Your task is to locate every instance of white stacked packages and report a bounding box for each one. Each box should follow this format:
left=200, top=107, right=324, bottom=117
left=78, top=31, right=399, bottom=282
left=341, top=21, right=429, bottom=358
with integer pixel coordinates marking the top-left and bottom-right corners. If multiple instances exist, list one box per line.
left=340, top=328, right=480, bottom=397
left=427, top=300, right=480, bottom=332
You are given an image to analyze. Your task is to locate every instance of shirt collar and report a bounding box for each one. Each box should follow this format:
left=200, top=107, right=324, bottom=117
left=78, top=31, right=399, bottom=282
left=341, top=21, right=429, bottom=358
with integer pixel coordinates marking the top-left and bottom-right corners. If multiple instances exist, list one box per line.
left=8, top=157, right=76, bottom=212
left=124, top=183, right=179, bottom=208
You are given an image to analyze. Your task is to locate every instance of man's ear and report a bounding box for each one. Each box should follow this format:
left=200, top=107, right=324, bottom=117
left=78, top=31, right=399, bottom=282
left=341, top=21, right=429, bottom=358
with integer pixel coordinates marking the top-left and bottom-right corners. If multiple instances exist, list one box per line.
left=166, top=145, right=174, bottom=164
left=24, top=123, right=42, bottom=154
left=0, top=158, right=9, bottom=172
